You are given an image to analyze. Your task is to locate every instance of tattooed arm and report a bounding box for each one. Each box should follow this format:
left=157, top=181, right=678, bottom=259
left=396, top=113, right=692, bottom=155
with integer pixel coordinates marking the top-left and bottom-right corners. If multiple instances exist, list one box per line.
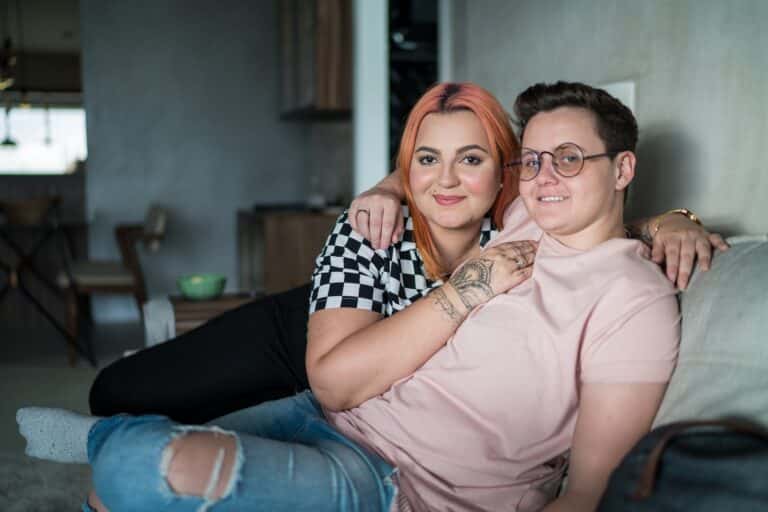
left=308, top=241, right=537, bottom=411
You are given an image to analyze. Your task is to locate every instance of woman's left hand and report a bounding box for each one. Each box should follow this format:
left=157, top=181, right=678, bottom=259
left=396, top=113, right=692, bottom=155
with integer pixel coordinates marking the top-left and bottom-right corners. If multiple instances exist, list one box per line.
left=651, top=214, right=729, bottom=290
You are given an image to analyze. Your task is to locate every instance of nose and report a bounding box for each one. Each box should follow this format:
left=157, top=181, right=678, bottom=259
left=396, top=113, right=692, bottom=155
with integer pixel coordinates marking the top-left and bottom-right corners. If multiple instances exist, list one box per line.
left=437, top=161, right=461, bottom=188
left=534, top=154, right=559, bottom=185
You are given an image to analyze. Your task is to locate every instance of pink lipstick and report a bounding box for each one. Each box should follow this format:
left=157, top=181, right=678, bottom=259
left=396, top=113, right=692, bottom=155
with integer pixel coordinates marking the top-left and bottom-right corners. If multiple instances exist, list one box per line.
left=433, top=194, right=465, bottom=206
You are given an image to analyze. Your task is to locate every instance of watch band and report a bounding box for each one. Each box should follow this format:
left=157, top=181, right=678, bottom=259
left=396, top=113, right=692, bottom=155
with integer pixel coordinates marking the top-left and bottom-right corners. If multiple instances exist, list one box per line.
left=651, top=208, right=702, bottom=238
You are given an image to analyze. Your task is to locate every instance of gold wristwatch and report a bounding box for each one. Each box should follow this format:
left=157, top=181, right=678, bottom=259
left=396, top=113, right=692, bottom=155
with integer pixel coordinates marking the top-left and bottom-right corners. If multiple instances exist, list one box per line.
left=651, top=208, right=702, bottom=238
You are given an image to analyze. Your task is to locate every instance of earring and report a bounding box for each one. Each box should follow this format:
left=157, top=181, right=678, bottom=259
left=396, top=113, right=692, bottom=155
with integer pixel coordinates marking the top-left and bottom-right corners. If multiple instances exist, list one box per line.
left=499, top=182, right=504, bottom=189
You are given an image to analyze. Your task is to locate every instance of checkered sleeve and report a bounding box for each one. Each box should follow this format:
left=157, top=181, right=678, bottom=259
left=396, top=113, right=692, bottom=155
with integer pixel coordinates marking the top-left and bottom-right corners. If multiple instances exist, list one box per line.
left=309, top=211, right=387, bottom=315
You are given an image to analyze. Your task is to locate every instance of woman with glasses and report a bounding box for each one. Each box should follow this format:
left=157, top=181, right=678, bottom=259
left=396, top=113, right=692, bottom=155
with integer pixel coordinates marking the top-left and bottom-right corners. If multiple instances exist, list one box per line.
left=19, top=82, right=717, bottom=511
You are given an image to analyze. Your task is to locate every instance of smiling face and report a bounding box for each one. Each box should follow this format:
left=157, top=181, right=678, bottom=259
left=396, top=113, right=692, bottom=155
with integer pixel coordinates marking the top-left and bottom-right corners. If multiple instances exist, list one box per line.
left=408, top=110, right=502, bottom=237
left=519, top=106, right=634, bottom=248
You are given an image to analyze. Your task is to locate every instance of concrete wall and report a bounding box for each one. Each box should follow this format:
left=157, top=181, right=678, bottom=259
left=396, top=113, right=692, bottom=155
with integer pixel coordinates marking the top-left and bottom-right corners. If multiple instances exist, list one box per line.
left=80, top=0, right=310, bottom=320
left=452, top=0, right=767, bottom=235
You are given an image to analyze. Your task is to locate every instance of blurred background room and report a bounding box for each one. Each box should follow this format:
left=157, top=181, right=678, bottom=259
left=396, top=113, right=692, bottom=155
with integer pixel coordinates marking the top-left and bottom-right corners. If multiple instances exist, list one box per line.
left=0, top=1, right=765, bottom=508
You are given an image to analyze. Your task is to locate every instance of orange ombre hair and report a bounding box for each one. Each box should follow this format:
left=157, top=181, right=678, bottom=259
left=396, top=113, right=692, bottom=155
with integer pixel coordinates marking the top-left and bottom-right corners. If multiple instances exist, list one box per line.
left=397, top=82, right=520, bottom=280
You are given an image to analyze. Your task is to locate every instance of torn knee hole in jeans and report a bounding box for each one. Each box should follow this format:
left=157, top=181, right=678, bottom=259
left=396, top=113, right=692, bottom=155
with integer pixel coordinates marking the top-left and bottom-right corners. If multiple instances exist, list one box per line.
left=160, top=426, right=243, bottom=507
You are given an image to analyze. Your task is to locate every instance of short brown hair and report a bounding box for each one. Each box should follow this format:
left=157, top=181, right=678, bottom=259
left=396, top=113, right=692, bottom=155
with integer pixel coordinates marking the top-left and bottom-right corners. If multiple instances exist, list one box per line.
left=513, top=81, right=638, bottom=153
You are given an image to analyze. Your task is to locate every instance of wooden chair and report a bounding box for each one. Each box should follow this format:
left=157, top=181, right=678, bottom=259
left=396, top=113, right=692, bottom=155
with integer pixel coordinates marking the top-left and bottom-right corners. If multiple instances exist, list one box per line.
left=57, top=205, right=167, bottom=365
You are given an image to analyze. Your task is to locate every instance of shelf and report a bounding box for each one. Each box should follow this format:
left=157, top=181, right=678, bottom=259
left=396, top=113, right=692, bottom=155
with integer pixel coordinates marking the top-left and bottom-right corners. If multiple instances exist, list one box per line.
left=280, top=0, right=352, bottom=119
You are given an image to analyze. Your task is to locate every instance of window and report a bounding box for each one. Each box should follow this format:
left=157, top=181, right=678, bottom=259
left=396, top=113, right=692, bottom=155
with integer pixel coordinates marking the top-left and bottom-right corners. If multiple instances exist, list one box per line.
left=0, top=106, right=87, bottom=175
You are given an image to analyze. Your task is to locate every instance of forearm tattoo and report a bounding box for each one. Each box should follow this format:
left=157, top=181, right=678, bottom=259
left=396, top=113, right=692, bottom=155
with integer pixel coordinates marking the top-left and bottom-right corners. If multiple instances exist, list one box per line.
left=449, top=258, right=495, bottom=311
left=430, top=288, right=462, bottom=323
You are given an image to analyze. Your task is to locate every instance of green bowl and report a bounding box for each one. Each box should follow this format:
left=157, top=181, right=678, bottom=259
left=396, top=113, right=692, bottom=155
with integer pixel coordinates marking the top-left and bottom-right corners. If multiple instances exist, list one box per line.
left=177, top=273, right=226, bottom=300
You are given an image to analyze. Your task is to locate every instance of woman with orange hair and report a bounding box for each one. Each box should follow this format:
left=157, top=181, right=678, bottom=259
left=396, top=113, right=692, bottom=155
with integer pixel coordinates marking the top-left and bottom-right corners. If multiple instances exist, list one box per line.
left=19, top=82, right=722, bottom=512
left=305, top=81, right=534, bottom=413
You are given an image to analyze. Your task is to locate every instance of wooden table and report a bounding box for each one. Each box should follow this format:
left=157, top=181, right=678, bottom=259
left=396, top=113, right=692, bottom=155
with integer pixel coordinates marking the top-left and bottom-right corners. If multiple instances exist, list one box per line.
left=169, top=293, right=256, bottom=336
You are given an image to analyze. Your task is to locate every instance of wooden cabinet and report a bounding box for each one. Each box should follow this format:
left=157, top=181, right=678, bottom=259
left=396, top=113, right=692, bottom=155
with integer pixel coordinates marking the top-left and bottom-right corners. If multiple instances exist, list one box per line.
left=238, top=209, right=340, bottom=294
left=280, top=0, right=352, bottom=119
left=171, top=294, right=253, bottom=336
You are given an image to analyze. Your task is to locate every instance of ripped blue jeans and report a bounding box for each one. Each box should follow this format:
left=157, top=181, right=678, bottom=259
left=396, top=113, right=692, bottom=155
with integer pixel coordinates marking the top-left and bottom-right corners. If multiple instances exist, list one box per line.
left=82, top=391, right=397, bottom=512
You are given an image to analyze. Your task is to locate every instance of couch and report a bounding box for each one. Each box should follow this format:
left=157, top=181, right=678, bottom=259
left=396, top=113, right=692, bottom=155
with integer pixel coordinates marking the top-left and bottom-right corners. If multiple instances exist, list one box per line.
left=653, top=234, right=768, bottom=428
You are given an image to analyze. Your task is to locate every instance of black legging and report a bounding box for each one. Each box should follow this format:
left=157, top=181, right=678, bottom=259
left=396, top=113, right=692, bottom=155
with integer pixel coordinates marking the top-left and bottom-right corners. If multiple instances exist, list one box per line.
left=89, top=284, right=312, bottom=424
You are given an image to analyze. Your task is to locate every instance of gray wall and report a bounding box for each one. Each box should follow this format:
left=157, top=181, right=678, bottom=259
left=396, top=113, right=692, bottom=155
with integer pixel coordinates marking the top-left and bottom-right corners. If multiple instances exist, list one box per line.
left=453, top=0, right=767, bottom=235
left=309, top=122, right=353, bottom=206
left=80, top=1, right=312, bottom=320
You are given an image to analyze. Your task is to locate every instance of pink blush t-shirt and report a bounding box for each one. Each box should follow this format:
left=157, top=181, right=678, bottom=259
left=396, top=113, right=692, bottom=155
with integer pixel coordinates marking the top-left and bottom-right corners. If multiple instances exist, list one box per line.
left=327, top=200, right=680, bottom=512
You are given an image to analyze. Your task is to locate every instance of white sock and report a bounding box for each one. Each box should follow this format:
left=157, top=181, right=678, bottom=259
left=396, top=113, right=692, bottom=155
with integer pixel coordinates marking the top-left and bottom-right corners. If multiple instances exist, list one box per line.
left=16, top=407, right=101, bottom=463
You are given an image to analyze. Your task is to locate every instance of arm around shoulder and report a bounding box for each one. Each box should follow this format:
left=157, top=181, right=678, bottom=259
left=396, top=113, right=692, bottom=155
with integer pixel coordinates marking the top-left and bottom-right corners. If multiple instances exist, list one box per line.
left=306, top=210, right=470, bottom=411
left=306, top=212, right=539, bottom=411
left=306, top=284, right=472, bottom=411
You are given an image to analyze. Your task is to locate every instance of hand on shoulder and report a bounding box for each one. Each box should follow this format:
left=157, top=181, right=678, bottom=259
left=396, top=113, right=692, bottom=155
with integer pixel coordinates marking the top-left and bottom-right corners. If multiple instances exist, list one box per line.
left=349, top=173, right=405, bottom=251
left=444, top=240, right=539, bottom=314
left=649, top=211, right=729, bottom=290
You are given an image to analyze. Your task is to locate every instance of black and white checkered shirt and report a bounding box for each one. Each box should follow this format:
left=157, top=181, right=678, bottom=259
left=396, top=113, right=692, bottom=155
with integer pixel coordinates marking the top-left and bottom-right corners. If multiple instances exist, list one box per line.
left=309, top=205, right=497, bottom=317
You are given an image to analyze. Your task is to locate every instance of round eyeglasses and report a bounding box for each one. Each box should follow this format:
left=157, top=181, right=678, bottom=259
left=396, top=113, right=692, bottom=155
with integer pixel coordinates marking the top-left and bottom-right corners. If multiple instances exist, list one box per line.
left=506, top=142, right=619, bottom=181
